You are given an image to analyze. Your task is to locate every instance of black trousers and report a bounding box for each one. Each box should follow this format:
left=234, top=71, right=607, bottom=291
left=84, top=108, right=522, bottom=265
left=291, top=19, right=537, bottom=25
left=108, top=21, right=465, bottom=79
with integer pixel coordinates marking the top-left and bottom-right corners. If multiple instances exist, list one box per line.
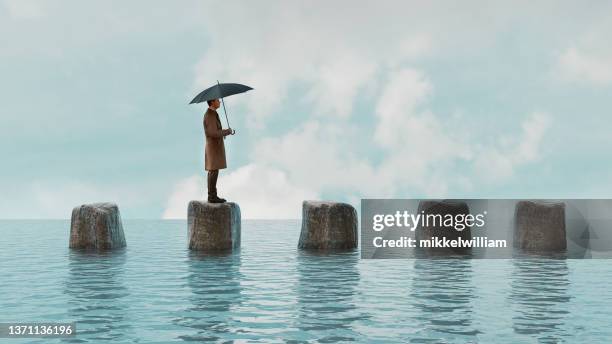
left=207, top=169, right=219, bottom=198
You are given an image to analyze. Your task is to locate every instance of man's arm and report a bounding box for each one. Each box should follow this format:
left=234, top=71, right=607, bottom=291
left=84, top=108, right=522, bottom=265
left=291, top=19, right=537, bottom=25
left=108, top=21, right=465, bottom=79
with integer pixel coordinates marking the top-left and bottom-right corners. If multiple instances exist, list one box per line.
left=204, top=113, right=231, bottom=138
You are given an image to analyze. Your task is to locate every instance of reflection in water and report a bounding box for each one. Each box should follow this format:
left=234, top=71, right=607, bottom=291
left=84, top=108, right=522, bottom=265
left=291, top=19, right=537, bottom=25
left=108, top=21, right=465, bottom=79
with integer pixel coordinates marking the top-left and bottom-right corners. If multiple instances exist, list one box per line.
left=177, top=251, right=242, bottom=342
left=63, top=248, right=130, bottom=342
left=4, top=220, right=600, bottom=343
left=295, top=251, right=366, bottom=342
left=511, top=259, right=570, bottom=343
left=411, top=259, right=480, bottom=341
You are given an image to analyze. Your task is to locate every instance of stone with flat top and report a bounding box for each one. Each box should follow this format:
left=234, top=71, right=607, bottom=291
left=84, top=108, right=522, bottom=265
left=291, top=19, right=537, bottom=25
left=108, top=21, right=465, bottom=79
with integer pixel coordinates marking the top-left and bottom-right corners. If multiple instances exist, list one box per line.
left=188, top=200, right=241, bottom=251
left=69, top=202, right=126, bottom=249
left=298, top=201, right=358, bottom=250
left=514, top=200, right=566, bottom=251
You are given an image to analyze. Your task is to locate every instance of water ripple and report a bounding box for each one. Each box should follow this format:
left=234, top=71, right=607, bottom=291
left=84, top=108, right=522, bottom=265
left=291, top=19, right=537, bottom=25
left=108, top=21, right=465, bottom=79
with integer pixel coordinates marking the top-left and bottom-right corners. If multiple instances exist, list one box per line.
left=0, top=220, right=610, bottom=343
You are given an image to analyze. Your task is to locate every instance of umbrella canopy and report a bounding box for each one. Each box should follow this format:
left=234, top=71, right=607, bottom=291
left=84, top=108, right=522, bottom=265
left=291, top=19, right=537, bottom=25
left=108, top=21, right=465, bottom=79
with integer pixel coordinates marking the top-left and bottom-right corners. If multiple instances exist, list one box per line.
left=189, top=83, right=253, bottom=104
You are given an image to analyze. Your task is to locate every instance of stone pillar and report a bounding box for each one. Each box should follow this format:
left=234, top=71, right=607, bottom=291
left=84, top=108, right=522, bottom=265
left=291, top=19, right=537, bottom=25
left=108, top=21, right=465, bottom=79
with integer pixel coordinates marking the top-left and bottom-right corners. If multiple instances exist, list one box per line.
left=188, top=201, right=241, bottom=251
left=298, top=201, right=358, bottom=250
left=514, top=201, right=566, bottom=251
left=69, top=202, right=126, bottom=249
left=415, top=200, right=473, bottom=256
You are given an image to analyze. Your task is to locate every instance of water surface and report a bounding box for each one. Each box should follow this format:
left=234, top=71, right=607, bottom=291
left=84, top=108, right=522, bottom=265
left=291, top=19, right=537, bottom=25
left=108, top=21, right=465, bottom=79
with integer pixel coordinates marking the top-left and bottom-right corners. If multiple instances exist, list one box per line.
left=1, top=220, right=610, bottom=343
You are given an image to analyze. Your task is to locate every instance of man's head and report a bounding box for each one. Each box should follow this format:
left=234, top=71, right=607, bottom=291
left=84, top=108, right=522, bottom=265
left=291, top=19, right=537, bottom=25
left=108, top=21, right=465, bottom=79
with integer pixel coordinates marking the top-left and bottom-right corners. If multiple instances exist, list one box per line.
left=207, top=99, right=220, bottom=110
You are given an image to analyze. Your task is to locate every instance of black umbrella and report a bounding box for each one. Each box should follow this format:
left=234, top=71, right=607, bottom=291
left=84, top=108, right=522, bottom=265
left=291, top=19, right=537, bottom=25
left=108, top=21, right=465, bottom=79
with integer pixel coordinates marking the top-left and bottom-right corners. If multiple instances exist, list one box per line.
left=189, top=81, right=253, bottom=130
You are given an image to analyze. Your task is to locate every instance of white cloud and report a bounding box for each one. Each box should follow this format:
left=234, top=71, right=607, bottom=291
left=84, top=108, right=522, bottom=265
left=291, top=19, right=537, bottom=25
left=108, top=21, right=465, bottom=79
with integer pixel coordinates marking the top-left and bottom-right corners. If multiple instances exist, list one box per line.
left=372, top=68, right=474, bottom=195
left=474, top=111, right=551, bottom=182
left=0, top=180, right=153, bottom=219
left=2, top=1, right=566, bottom=218
left=3, top=0, right=44, bottom=19
left=303, top=53, right=378, bottom=118
left=256, top=65, right=474, bottom=197
left=161, top=175, right=203, bottom=220
left=555, top=20, right=612, bottom=86
left=557, top=46, right=612, bottom=85
left=245, top=67, right=551, bottom=202
left=187, top=2, right=559, bottom=208
left=162, top=164, right=318, bottom=219
left=192, top=2, right=433, bottom=128
left=254, top=120, right=379, bottom=196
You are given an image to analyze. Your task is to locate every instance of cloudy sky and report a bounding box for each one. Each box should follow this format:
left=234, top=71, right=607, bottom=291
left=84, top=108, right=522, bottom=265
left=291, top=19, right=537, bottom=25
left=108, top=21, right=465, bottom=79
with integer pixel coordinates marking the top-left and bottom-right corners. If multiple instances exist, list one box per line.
left=2, top=1, right=612, bottom=219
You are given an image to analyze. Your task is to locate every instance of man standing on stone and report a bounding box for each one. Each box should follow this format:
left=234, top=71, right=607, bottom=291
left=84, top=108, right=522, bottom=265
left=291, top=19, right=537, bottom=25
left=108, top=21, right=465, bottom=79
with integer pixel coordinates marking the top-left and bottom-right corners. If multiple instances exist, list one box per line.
left=204, top=98, right=234, bottom=203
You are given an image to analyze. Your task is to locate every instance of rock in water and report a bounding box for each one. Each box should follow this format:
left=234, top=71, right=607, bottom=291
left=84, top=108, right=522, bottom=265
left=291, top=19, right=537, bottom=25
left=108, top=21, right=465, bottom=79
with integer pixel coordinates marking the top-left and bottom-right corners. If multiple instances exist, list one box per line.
left=514, top=201, right=566, bottom=251
left=69, top=202, right=126, bottom=249
left=188, top=201, right=241, bottom=251
left=298, top=201, right=358, bottom=250
left=415, top=200, right=473, bottom=256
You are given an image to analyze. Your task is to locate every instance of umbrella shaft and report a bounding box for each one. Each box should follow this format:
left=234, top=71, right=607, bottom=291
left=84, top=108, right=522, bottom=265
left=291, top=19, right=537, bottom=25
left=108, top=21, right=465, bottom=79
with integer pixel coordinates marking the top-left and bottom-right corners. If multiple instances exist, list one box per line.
left=217, top=80, right=231, bottom=128
left=220, top=97, right=230, bottom=128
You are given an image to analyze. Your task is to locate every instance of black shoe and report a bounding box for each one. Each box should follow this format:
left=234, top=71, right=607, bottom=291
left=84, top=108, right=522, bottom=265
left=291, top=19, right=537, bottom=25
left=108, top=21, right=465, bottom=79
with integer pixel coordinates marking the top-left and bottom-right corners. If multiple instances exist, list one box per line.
left=208, top=195, right=226, bottom=203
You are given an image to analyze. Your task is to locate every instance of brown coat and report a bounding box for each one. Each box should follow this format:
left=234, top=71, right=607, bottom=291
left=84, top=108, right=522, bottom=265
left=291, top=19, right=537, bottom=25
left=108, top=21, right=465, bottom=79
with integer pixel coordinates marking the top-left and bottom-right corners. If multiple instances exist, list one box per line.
left=203, top=108, right=228, bottom=171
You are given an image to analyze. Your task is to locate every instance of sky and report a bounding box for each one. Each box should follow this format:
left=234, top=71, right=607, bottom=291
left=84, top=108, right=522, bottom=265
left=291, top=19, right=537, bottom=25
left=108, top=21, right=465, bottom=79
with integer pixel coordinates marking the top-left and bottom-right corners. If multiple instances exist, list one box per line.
left=1, top=1, right=612, bottom=219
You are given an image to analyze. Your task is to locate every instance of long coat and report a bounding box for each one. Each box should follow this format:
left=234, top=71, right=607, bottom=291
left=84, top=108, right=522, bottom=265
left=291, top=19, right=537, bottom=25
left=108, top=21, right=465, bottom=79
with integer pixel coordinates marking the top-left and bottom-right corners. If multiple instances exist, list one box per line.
left=203, top=108, right=227, bottom=171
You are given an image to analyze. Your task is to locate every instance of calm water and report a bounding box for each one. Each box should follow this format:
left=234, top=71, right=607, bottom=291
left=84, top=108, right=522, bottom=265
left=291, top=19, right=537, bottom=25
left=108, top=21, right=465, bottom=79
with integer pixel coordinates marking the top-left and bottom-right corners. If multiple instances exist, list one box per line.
left=1, top=220, right=611, bottom=343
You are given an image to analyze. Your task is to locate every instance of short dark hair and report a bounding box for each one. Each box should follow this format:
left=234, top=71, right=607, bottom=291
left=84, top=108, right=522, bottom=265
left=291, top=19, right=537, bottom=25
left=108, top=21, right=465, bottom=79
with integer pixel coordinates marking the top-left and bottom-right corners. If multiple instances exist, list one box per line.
left=207, top=99, right=218, bottom=106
